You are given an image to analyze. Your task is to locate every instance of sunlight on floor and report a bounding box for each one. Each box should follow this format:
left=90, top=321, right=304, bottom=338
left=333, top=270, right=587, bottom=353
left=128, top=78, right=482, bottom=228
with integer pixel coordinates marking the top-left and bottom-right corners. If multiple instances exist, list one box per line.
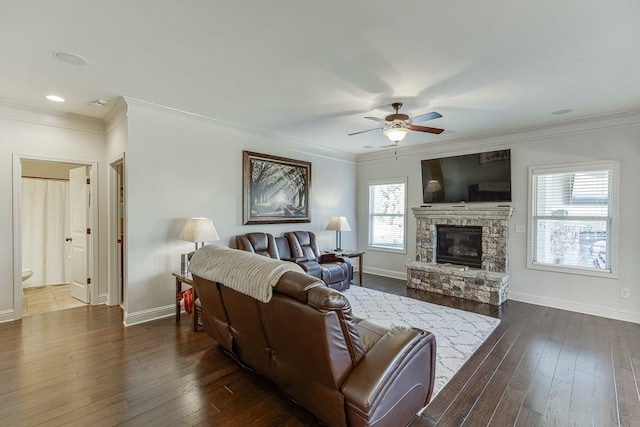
left=22, top=284, right=87, bottom=316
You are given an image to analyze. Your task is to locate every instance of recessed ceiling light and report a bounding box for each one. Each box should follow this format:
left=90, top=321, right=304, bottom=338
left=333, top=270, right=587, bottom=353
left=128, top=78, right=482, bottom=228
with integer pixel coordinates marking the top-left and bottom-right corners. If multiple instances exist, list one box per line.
left=45, top=95, right=65, bottom=103
left=552, top=109, right=572, bottom=115
left=52, top=51, right=89, bottom=66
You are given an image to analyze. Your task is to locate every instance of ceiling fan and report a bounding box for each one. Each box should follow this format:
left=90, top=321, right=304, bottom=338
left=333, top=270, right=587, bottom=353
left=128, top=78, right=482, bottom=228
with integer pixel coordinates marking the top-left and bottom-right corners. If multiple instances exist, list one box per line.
left=348, top=102, right=444, bottom=143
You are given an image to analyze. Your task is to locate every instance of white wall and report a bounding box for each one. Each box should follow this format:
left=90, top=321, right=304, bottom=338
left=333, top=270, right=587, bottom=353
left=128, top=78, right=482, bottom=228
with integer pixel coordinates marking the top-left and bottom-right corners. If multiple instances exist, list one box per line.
left=122, top=99, right=356, bottom=325
left=21, top=160, right=83, bottom=179
left=0, top=102, right=107, bottom=322
left=357, top=111, right=640, bottom=323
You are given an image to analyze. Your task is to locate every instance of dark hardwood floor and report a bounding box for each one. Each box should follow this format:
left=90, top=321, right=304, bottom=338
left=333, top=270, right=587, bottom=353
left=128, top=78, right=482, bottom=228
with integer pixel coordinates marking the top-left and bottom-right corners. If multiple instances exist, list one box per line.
left=1, top=274, right=638, bottom=426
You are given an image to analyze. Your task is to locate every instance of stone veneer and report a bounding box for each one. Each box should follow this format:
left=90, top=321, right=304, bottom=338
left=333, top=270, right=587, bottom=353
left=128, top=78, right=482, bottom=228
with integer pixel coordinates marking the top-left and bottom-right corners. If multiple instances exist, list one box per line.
left=407, top=205, right=513, bottom=305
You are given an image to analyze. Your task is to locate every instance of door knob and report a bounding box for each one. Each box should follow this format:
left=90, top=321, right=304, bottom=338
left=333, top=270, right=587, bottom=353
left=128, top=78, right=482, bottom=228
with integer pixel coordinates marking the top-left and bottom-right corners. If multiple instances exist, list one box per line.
left=65, top=237, right=72, bottom=242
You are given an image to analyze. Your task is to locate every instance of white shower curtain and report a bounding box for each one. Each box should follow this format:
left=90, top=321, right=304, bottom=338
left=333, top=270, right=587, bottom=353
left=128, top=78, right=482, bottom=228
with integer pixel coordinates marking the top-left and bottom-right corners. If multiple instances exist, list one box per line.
left=22, top=178, right=71, bottom=287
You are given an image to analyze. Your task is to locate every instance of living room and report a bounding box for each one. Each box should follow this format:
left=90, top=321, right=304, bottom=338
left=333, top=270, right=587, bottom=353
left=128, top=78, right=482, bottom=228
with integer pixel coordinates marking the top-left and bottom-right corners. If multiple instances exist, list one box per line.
left=1, top=1, right=639, bottom=425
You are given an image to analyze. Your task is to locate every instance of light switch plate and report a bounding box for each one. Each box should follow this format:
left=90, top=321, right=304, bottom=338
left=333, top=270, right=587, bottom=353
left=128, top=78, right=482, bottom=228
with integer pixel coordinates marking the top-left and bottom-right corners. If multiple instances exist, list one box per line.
left=515, top=224, right=526, bottom=233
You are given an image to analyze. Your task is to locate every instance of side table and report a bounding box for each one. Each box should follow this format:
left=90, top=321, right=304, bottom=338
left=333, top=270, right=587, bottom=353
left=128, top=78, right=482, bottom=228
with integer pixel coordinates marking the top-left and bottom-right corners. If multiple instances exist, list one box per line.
left=172, top=272, right=200, bottom=331
left=325, top=250, right=365, bottom=285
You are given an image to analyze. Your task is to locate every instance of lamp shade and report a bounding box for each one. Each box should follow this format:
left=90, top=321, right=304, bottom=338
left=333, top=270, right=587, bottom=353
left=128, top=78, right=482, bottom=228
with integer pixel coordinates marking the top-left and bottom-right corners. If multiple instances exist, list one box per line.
left=326, top=216, right=351, bottom=231
left=179, top=217, right=220, bottom=243
left=424, top=179, right=442, bottom=192
left=383, top=126, right=409, bottom=143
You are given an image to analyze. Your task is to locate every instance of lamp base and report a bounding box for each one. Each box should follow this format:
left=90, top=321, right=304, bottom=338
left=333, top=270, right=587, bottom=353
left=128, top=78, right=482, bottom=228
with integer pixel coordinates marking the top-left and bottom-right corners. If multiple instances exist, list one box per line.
left=180, top=253, right=189, bottom=274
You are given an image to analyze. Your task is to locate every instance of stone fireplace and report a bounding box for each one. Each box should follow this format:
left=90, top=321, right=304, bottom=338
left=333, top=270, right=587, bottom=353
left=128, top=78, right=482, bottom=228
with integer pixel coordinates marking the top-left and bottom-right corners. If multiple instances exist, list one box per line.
left=407, top=205, right=513, bottom=305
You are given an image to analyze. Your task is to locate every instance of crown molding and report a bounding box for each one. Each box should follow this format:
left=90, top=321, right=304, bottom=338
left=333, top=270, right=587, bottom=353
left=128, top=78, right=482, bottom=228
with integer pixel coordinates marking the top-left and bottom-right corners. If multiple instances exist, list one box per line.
left=104, top=97, right=128, bottom=134
left=357, top=108, right=640, bottom=163
left=123, top=97, right=357, bottom=164
left=0, top=100, right=104, bottom=134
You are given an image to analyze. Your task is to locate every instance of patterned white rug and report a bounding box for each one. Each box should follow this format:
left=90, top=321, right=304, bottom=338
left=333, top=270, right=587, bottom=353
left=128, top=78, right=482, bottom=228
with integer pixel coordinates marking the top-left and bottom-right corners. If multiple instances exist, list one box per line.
left=342, top=286, right=500, bottom=399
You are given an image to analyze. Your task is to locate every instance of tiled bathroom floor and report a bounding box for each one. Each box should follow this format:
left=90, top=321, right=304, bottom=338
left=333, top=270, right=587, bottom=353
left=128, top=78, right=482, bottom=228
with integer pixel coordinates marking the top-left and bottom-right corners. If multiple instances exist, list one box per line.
left=22, top=284, right=87, bottom=316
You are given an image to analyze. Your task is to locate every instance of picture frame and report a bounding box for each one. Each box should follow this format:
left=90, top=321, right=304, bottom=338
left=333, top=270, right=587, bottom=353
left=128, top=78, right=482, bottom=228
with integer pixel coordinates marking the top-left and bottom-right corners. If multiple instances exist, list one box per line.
left=243, top=151, right=311, bottom=225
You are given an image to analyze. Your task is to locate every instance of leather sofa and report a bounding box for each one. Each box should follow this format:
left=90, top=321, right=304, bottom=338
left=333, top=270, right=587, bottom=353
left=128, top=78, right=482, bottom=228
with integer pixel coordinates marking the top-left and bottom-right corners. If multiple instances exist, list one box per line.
left=190, top=248, right=436, bottom=427
left=236, top=232, right=352, bottom=291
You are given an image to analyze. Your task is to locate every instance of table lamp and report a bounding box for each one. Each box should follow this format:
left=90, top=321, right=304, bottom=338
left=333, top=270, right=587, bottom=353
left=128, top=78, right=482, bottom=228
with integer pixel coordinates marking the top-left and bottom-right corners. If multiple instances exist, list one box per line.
left=326, top=216, right=351, bottom=252
left=179, top=217, right=220, bottom=273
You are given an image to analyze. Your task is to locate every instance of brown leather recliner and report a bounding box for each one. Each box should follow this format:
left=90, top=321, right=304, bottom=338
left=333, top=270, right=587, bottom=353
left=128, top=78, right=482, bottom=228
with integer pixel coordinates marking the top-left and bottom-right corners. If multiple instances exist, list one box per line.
left=236, top=232, right=279, bottom=258
left=236, top=232, right=352, bottom=291
left=286, top=231, right=352, bottom=291
left=190, top=250, right=436, bottom=427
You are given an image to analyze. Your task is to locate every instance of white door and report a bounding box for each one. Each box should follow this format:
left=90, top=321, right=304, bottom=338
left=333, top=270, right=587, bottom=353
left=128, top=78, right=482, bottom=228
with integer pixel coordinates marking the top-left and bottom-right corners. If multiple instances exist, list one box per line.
left=69, top=166, right=90, bottom=303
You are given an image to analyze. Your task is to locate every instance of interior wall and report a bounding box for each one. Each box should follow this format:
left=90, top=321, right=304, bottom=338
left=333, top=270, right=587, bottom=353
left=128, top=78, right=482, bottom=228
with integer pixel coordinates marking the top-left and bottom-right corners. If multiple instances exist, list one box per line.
left=21, top=160, right=82, bottom=180
left=0, top=102, right=107, bottom=322
left=356, top=112, right=640, bottom=323
left=122, top=99, right=357, bottom=324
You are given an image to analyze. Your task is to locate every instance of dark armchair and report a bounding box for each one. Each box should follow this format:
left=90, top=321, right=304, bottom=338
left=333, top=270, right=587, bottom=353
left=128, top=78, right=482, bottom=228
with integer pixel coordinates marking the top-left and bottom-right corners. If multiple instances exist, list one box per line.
left=236, top=232, right=279, bottom=258
left=235, top=232, right=352, bottom=291
left=285, top=231, right=352, bottom=291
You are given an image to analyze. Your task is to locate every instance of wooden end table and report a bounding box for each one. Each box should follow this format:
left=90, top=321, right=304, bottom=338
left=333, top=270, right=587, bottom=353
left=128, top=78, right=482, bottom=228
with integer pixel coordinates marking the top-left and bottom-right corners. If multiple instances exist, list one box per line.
left=172, top=272, right=200, bottom=331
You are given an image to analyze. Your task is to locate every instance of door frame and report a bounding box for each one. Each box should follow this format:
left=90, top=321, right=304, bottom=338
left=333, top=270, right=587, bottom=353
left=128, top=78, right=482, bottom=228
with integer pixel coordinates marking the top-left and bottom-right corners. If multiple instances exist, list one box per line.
left=12, top=153, right=99, bottom=319
left=108, top=154, right=126, bottom=307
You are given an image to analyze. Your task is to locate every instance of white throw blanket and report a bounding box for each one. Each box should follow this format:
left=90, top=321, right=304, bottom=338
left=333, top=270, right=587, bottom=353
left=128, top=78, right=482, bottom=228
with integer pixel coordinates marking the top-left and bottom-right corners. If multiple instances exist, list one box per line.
left=188, top=245, right=304, bottom=303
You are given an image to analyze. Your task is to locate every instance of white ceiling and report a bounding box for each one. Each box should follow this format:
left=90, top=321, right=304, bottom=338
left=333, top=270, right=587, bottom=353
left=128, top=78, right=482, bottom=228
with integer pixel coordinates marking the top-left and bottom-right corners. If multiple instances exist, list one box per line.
left=2, top=1, right=639, bottom=154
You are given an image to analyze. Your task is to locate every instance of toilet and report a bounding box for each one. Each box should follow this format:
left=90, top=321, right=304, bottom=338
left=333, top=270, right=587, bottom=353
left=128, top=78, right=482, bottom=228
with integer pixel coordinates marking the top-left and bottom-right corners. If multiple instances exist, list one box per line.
left=21, top=268, right=33, bottom=281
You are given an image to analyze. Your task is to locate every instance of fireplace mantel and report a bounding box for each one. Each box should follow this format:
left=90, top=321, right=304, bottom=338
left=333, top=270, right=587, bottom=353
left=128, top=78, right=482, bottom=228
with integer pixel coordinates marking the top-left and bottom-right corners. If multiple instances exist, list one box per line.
left=412, top=205, right=514, bottom=221
left=408, top=204, right=513, bottom=305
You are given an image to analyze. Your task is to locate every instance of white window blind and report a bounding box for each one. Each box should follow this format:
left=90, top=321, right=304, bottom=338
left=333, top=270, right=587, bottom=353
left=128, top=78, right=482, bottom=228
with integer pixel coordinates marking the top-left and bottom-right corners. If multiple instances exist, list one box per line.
left=368, top=179, right=406, bottom=252
left=530, top=162, right=615, bottom=275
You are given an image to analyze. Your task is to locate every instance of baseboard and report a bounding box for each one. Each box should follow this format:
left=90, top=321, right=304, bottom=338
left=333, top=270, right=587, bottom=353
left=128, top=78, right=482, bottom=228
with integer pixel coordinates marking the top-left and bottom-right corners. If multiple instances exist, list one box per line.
left=509, top=291, right=640, bottom=324
left=365, top=267, right=407, bottom=281
left=124, top=304, right=175, bottom=326
left=97, top=294, right=108, bottom=305
left=0, top=309, right=15, bottom=324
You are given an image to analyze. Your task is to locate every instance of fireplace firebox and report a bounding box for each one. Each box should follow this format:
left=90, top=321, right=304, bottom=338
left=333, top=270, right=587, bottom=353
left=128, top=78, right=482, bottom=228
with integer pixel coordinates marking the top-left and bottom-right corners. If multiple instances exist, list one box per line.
left=436, top=225, right=482, bottom=268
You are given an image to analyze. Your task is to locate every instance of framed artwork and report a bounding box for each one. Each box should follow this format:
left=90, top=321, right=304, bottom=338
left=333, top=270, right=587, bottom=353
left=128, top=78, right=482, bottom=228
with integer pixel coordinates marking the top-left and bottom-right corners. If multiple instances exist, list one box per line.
left=243, top=151, right=311, bottom=225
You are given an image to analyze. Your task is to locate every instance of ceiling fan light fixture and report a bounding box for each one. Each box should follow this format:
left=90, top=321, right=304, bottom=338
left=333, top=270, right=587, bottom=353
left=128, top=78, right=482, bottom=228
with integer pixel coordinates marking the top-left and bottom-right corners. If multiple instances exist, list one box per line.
left=383, top=126, right=409, bottom=143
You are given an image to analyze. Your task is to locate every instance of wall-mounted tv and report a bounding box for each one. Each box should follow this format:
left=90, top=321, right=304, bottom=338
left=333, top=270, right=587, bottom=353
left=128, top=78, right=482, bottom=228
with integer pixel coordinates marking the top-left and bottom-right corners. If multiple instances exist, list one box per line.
left=421, top=149, right=511, bottom=204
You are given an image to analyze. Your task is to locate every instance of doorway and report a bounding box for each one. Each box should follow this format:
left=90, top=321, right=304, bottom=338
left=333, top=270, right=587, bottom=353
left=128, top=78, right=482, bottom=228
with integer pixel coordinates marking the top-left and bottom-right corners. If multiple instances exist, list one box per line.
left=109, top=156, right=126, bottom=309
left=12, top=155, right=98, bottom=320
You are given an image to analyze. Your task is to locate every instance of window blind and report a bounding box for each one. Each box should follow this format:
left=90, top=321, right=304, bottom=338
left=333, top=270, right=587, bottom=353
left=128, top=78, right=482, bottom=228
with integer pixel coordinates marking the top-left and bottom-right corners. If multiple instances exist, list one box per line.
left=531, top=165, right=613, bottom=272
left=369, top=180, right=406, bottom=250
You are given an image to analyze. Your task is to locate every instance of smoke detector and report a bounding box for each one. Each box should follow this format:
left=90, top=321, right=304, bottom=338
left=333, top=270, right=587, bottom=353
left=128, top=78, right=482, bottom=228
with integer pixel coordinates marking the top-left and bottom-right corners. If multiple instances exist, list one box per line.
left=88, top=99, right=108, bottom=108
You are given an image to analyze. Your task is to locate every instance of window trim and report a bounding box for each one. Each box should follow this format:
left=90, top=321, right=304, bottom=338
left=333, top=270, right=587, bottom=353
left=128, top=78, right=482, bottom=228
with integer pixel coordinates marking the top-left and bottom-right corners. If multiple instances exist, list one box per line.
left=367, top=177, right=408, bottom=254
left=526, top=159, right=619, bottom=279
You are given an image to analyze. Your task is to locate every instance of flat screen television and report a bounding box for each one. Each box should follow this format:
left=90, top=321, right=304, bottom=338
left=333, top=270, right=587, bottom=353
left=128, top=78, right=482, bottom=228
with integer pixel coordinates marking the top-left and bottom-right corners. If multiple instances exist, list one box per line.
left=421, top=149, right=511, bottom=204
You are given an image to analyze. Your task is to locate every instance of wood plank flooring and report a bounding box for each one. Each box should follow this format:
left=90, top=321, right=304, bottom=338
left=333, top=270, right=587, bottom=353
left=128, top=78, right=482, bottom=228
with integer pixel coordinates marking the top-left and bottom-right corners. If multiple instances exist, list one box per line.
left=1, top=274, right=638, bottom=426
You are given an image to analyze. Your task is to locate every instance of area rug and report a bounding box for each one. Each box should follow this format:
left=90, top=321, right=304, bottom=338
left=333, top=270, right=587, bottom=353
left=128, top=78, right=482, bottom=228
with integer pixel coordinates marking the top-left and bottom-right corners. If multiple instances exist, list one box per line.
left=342, top=286, right=500, bottom=399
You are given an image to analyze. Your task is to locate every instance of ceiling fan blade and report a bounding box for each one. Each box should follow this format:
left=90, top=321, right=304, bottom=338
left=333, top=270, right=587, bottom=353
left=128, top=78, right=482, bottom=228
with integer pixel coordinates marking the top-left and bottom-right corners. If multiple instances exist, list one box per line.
left=364, top=116, right=385, bottom=123
left=409, top=124, right=445, bottom=134
left=348, top=127, right=383, bottom=136
left=410, top=111, right=442, bottom=123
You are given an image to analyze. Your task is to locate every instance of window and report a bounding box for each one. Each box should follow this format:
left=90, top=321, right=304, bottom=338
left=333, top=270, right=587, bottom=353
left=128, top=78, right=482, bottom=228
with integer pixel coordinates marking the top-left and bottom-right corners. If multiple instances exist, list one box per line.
left=528, top=160, right=618, bottom=277
left=368, top=178, right=407, bottom=252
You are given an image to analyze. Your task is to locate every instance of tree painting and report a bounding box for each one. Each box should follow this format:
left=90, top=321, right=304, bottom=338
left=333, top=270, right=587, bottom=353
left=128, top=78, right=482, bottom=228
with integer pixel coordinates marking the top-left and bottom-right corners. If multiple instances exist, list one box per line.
left=243, top=151, right=311, bottom=224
